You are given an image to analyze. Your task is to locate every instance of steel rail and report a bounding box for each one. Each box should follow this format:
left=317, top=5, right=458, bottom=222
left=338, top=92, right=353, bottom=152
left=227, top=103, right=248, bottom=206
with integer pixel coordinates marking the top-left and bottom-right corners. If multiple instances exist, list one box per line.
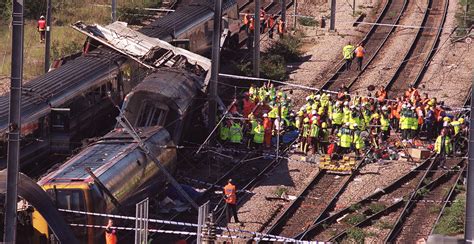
left=384, top=156, right=460, bottom=242
left=295, top=155, right=435, bottom=240
left=265, top=156, right=364, bottom=237
left=385, top=0, right=449, bottom=96
left=319, top=0, right=406, bottom=92
left=329, top=158, right=464, bottom=243
left=429, top=162, right=466, bottom=235
left=346, top=0, right=409, bottom=90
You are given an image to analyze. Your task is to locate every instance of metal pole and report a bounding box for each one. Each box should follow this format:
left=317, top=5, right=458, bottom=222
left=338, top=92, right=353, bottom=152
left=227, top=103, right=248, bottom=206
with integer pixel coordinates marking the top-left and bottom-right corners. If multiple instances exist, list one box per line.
left=293, top=0, right=297, bottom=30
left=353, top=0, right=355, bottom=16
left=281, top=0, right=286, bottom=24
left=465, top=79, right=474, bottom=243
left=112, top=0, right=117, bottom=22
left=4, top=0, right=23, bottom=242
left=208, top=0, right=222, bottom=135
left=253, top=0, right=260, bottom=77
left=330, top=0, right=336, bottom=31
left=44, top=0, right=52, bottom=73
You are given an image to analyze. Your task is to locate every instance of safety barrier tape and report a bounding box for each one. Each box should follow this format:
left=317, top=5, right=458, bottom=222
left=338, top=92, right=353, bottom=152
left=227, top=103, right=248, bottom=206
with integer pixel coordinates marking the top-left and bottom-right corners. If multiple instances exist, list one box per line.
left=68, top=223, right=327, bottom=243
left=59, top=209, right=296, bottom=242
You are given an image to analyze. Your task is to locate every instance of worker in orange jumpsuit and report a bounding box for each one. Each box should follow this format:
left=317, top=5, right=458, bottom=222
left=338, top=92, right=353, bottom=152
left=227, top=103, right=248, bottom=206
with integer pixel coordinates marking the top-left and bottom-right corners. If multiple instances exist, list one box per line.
left=263, top=113, right=272, bottom=148
left=38, top=15, right=46, bottom=43
left=105, top=218, right=117, bottom=244
left=267, top=14, right=276, bottom=39
left=375, top=85, right=387, bottom=104
left=223, top=179, right=240, bottom=224
left=277, top=19, right=285, bottom=37
left=354, top=43, right=365, bottom=71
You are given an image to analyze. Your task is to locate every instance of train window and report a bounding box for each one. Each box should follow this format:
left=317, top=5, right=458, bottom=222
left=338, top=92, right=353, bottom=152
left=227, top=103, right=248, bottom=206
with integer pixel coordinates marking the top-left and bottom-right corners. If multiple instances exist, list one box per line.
left=135, top=102, right=169, bottom=127
left=47, top=189, right=88, bottom=242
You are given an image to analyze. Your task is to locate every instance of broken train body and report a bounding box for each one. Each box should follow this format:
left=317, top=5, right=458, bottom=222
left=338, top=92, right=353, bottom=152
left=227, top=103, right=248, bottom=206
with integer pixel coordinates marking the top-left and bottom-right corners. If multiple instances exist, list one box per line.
left=32, top=68, right=207, bottom=243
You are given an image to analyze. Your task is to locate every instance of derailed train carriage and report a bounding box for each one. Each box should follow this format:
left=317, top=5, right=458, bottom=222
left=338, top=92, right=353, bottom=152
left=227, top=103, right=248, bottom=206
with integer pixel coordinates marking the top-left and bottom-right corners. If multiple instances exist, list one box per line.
left=32, top=67, right=207, bottom=243
left=0, top=0, right=239, bottom=169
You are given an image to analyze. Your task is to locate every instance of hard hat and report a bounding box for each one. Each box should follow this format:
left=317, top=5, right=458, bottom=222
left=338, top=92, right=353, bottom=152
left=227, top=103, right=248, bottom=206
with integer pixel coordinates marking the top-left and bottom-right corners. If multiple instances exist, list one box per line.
left=322, top=122, right=327, bottom=128
left=312, top=110, right=317, bottom=115
left=304, top=118, right=310, bottom=123
left=459, top=118, right=465, bottom=123
left=344, top=101, right=349, bottom=106
left=411, top=106, right=415, bottom=110
left=297, top=111, right=304, bottom=116
left=263, top=113, right=268, bottom=118
left=277, top=91, right=283, bottom=97
left=289, top=112, right=295, bottom=117
left=353, top=123, right=358, bottom=127
left=382, top=106, right=388, bottom=110
left=443, top=117, right=451, bottom=122
left=402, top=104, right=407, bottom=109
left=315, top=94, right=321, bottom=100
left=305, top=96, right=311, bottom=101
left=373, top=114, right=380, bottom=119
left=344, top=122, right=350, bottom=127
left=428, top=101, right=434, bottom=106
left=248, top=114, right=255, bottom=119
left=312, top=119, right=318, bottom=124
left=336, top=101, right=341, bottom=106
left=40, top=15, right=45, bottom=19
left=312, top=104, right=318, bottom=110
left=350, top=105, right=355, bottom=109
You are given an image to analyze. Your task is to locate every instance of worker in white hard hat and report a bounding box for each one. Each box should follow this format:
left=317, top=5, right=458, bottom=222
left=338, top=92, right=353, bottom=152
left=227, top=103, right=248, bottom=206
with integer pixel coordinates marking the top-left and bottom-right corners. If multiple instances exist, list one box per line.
left=38, top=15, right=46, bottom=43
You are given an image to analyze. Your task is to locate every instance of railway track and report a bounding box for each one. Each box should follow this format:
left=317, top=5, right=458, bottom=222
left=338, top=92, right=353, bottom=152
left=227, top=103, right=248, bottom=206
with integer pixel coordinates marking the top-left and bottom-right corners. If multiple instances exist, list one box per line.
left=264, top=158, right=363, bottom=238
left=385, top=0, right=449, bottom=97
left=319, top=0, right=407, bottom=91
left=326, top=157, right=464, bottom=243
left=387, top=159, right=466, bottom=243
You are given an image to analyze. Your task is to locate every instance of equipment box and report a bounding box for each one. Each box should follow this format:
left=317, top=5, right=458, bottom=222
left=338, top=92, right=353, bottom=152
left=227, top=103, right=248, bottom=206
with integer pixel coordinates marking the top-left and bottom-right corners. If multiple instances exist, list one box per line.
left=407, top=148, right=431, bottom=160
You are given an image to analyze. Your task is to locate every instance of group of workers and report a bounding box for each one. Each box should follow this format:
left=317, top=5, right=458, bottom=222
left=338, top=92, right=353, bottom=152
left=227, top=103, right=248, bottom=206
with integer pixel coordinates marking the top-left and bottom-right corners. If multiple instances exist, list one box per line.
left=219, top=81, right=467, bottom=162
left=241, top=8, right=286, bottom=48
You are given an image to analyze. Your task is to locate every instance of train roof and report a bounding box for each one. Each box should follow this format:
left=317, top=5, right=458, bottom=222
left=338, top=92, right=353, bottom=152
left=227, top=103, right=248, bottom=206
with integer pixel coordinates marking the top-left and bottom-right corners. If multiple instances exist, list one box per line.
left=140, top=0, right=237, bottom=38
left=132, top=68, right=202, bottom=114
left=0, top=49, right=125, bottom=132
left=0, top=0, right=236, bottom=133
left=38, top=126, right=163, bottom=184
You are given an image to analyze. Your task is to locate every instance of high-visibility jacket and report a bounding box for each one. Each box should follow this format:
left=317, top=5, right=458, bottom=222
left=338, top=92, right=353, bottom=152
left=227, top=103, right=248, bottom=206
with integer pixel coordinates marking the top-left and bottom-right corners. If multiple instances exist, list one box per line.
left=268, top=106, right=279, bottom=119
left=249, top=119, right=258, bottom=135
left=38, top=19, right=46, bottom=31
left=223, top=183, right=237, bottom=204
left=219, top=125, right=229, bottom=141
left=332, top=107, right=344, bottom=125
left=343, top=107, right=351, bottom=123
left=302, top=123, right=310, bottom=137
left=362, top=110, right=371, bottom=126
left=243, top=13, right=249, bottom=25
left=451, top=121, right=461, bottom=135
left=295, top=116, right=303, bottom=130
left=350, top=114, right=364, bottom=130
left=342, top=44, right=355, bottom=60
left=380, top=114, right=389, bottom=131
left=277, top=20, right=285, bottom=34
left=353, top=130, right=364, bottom=150
left=249, top=18, right=255, bottom=31
left=408, top=111, right=418, bottom=130
left=435, top=136, right=452, bottom=155
left=309, top=123, right=320, bottom=138
left=267, top=17, right=275, bottom=28
left=338, top=128, right=352, bottom=148
left=355, top=46, right=365, bottom=58
left=399, top=110, right=410, bottom=130
left=229, top=123, right=243, bottom=143
left=253, top=124, right=264, bottom=143
left=105, top=229, right=117, bottom=244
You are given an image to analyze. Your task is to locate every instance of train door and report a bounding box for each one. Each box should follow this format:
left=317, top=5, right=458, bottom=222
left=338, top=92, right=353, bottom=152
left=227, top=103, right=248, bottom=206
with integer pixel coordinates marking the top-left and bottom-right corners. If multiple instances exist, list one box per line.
left=49, top=108, right=71, bottom=153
